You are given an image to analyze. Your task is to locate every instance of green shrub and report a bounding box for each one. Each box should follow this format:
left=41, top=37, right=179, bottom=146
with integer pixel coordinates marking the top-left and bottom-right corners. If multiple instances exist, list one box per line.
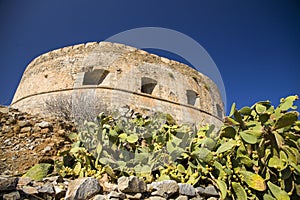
left=214, top=95, right=300, bottom=200
left=54, top=95, right=300, bottom=199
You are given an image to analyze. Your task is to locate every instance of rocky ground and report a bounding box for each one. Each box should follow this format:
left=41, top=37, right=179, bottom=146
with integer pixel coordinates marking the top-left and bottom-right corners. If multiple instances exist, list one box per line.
left=0, top=175, right=219, bottom=200
left=0, top=106, right=76, bottom=175
left=0, top=106, right=220, bottom=199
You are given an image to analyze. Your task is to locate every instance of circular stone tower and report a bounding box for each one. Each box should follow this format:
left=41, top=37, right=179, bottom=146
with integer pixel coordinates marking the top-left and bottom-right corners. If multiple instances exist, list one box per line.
left=11, top=42, right=224, bottom=127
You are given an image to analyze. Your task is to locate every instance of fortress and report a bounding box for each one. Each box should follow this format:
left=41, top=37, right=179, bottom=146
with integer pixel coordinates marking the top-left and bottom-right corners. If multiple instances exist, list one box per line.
left=11, top=42, right=224, bottom=127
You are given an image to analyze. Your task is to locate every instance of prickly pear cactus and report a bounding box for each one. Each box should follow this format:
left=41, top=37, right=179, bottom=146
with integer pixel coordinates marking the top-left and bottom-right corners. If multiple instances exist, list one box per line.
left=54, top=95, right=300, bottom=200
left=215, top=95, right=300, bottom=199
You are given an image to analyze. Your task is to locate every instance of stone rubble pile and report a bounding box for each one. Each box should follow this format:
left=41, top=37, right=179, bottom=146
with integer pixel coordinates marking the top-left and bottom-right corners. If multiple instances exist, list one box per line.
left=0, top=175, right=220, bottom=200
left=0, top=106, right=76, bottom=175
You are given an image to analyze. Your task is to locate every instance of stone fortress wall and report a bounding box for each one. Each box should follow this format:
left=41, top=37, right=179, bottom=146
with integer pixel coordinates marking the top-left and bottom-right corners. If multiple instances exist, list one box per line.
left=11, top=42, right=224, bottom=127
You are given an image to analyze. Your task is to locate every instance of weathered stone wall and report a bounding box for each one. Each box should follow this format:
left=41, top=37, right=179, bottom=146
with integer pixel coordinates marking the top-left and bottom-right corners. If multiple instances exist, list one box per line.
left=11, top=42, right=224, bottom=126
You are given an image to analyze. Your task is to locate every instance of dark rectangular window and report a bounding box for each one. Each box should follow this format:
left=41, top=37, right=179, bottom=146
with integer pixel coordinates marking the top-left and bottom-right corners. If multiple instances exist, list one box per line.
left=141, top=77, right=157, bottom=94
left=82, top=69, right=109, bottom=85
left=186, top=90, right=198, bottom=106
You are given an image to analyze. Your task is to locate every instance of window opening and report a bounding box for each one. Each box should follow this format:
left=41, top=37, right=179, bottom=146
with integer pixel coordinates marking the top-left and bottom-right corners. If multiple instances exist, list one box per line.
left=186, top=90, right=198, bottom=106
left=82, top=69, right=109, bottom=85
left=141, top=77, right=157, bottom=94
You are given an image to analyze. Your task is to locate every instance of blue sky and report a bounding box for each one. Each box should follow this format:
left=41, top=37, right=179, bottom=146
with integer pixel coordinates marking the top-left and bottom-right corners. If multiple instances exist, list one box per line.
left=0, top=0, right=299, bottom=114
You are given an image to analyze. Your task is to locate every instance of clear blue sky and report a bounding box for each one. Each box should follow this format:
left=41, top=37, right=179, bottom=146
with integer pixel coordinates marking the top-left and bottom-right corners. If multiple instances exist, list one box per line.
left=0, top=0, right=299, bottom=114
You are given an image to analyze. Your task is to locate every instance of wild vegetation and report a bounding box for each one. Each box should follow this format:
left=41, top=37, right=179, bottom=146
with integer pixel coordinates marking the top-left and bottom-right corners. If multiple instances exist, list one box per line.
left=51, top=95, right=300, bottom=200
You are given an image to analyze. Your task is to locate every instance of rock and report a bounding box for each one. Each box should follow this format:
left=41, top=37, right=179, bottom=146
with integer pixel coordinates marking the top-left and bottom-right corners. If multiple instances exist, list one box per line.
left=18, top=133, right=27, bottom=138
left=2, top=126, right=12, bottom=133
left=178, top=183, right=196, bottom=196
left=0, top=107, right=9, bottom=114
left=108, top=191, right=126, bottom=199
left=0, top=106, right=77, bottom=177
left=22, top=163, right=52, bottom=181
left=126, top=192, right=142, bottom=199
left=99, top=173, right=117, bottom=192
left=28, top=145, right=35, bottom=150
left=148, top=196, right=167, bottom=200
left=42, top=145, right=52, bottom=154
left=38, top=183, right=55, bottom=194
left=196, top=185, right=219, bottom=197
left=148, top=180, right=179, bottom=198
left=22, top=185, right=38, bottom=194
left=6, top=118, right=16, bottom=125
left=0, top=176, right=18, bottom=191
left=92, top=194, right=107, bottom=200
left=32, top=126, right=41, bottom=132
left=204, top=185, right=219, bottom=197
left=17, top=120, right=30, bottom=127
left=65, top=177, right=101, bottom=200
left=20, top=127, right=31, bottom=133
left=176, top=195, right=189, bottom=200
left=11, top=144, right=20, bottom=151
left=195, top=186, right=205, bottom=194
left=2, top=191, right=20, bottom=200
left=17, top=177, right=32, bottom=188
left=190, top=197, right=204, bottom=200
left=35, top=121, right=52, bottom=128
left=41, top=128, right=50, bottom=134
left=43, top=175, right=64, bottom=183
left=118, top=176, right=146, bottom=193
left=207, top=197, right=219, bottom=200
left=100, top=181, right=118, bottom=193
left=3, top=139, right=11, bottom=145
left=2, top=170, right=12, bottom=176
left=57, top=129, right=65, bottom=135
left=13, top=126, right=20, bottom=133
left=54, top=184, right=66, bottom=197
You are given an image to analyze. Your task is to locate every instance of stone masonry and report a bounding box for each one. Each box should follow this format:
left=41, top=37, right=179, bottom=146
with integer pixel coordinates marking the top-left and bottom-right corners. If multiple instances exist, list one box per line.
left=11, top=42, right=224, bottom=127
